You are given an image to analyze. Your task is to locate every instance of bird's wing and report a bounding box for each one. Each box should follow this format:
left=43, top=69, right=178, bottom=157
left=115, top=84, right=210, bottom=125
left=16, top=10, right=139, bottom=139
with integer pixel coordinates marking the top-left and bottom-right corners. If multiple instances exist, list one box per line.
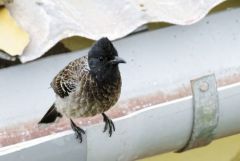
left=51, top=56, right=88, bottom=98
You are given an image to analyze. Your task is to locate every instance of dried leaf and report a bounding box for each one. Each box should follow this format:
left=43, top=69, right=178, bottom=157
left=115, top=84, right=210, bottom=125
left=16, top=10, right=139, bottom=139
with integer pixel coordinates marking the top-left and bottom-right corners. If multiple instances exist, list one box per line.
left=6, top=0, right=225, bottom=62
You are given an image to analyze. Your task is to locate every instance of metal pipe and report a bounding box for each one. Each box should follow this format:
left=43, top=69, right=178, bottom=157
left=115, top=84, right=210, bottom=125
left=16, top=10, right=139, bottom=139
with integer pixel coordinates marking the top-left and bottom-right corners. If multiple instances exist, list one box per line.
left=1, top=82, right=240, bottom=161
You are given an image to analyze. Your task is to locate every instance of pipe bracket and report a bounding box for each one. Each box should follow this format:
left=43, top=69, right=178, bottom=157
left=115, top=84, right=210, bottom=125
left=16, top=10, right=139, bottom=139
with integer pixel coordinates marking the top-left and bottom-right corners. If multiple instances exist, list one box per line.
left=177, top=74, right=219, bottom=152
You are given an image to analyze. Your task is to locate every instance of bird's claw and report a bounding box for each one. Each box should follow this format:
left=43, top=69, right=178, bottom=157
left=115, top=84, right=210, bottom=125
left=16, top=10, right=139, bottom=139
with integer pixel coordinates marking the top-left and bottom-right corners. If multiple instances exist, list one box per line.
left=102, top=113, right=115, bottom=137
left=70, top=119, right=85, bottom=143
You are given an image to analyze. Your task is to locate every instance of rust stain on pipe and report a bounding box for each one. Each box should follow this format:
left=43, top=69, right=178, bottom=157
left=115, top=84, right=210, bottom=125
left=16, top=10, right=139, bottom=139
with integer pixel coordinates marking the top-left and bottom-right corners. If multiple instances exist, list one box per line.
left=1, top=74, right=240, bottom=147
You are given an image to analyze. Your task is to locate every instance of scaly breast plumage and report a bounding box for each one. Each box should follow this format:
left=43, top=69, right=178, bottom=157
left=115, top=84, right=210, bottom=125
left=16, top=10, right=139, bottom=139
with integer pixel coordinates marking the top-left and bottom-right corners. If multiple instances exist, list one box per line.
left=56, top=77, right=121, bottom=118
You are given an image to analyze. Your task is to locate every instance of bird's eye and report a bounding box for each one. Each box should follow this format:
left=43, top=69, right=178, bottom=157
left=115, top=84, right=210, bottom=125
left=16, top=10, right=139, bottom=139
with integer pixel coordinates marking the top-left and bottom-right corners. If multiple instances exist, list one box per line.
left=99, top=56, right=104, bottom=61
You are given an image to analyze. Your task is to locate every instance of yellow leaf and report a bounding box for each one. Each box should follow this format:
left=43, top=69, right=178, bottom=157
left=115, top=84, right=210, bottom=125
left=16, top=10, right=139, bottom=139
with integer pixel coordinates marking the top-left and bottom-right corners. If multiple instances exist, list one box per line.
left=139, top=134, right=240, bottom=161
left=0, top=7, right=29, bottom=56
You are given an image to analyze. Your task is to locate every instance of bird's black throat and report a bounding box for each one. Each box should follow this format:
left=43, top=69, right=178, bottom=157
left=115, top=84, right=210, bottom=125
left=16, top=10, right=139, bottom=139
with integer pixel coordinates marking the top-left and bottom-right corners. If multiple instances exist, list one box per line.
left=90, top=65, right=121, bottom=85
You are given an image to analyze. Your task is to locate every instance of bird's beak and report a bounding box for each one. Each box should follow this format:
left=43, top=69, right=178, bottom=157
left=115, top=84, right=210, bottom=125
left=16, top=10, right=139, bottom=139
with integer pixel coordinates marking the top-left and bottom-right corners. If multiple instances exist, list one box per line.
left=111, top=56, right=126, bottom=64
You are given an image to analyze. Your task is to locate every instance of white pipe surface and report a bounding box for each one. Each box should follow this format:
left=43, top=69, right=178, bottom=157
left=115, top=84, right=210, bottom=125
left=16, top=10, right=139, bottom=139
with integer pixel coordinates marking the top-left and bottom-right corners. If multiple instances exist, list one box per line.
left=1, top=7, right=240, bottom=129
left=1, top=82, right=240, bottom=161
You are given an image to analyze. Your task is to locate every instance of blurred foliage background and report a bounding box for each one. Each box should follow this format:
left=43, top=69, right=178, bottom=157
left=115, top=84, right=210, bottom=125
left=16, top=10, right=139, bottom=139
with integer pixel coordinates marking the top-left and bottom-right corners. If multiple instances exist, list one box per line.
left=139, top=134, right=240, bottom=161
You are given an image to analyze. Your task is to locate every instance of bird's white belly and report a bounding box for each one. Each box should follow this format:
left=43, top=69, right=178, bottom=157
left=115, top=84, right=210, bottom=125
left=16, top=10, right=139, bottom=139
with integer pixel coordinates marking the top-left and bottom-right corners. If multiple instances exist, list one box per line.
left=55, top=94, right=82, bottom=118
left=55, top=94, right=106, bottom=118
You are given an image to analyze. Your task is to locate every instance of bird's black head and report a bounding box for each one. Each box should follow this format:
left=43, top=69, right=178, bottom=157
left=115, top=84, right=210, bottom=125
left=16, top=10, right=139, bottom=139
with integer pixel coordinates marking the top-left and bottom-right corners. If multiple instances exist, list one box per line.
left=88, top=37, right=126, bottom=82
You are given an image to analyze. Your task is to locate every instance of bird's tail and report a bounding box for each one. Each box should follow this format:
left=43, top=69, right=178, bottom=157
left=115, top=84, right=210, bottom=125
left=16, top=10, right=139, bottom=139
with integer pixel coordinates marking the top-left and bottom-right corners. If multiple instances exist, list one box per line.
left=38, top=104, right=62, bottom=124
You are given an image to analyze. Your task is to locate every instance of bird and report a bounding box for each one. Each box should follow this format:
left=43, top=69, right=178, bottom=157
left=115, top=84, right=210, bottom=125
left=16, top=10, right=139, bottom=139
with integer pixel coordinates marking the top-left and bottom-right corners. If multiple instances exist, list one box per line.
left=38, top=37, right=126, bottom=142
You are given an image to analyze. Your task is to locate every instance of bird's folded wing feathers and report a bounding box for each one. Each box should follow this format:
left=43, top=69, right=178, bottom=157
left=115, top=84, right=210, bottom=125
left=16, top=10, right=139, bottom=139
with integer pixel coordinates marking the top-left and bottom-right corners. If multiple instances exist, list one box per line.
left=51, top=57, right=87, bottom=98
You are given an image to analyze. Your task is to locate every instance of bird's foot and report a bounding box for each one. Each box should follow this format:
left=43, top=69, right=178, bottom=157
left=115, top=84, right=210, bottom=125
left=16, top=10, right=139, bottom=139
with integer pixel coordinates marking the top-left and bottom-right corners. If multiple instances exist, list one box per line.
left=70, top=119, right=85, bottom=143
left=102, top=113, right=115, bottom=137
